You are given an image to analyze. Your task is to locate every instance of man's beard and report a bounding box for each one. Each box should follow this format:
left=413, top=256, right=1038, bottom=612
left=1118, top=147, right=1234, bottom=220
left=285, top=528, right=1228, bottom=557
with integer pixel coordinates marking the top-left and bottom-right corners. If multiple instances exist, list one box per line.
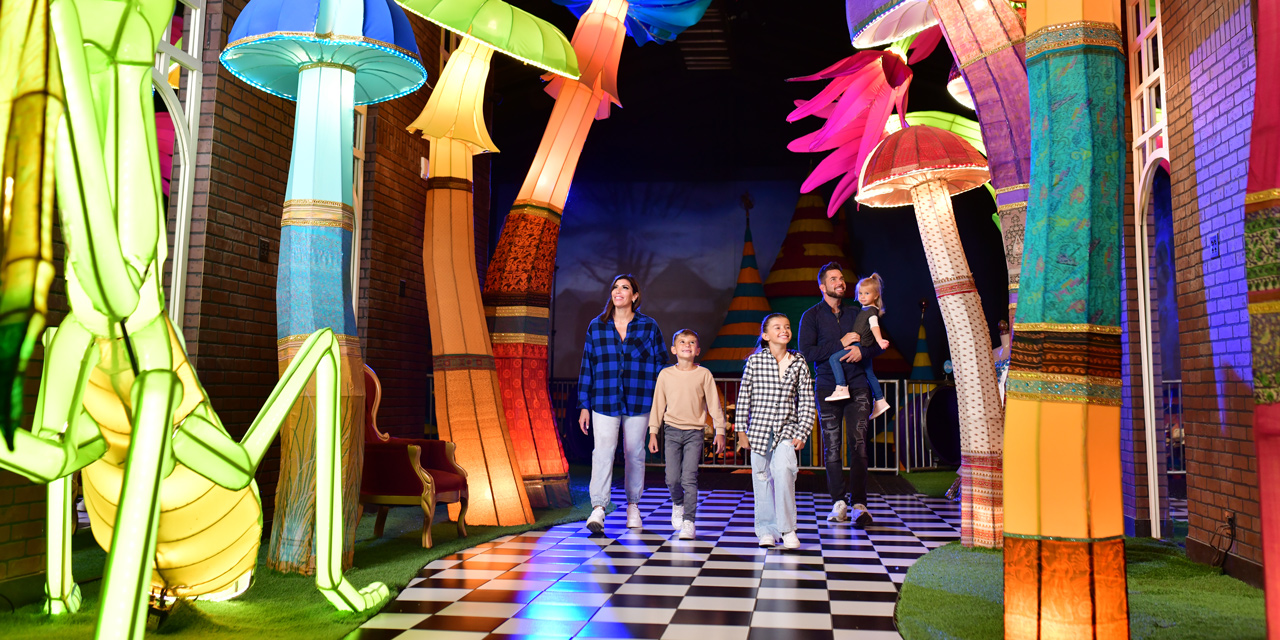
left=823, top=286, right=844, bottom=299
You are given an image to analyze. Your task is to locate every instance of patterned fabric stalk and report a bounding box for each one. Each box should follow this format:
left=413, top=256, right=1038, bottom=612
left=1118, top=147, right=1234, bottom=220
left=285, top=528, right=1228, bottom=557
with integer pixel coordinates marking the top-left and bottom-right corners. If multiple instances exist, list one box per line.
left=483, top=0, right=620, bottom=506
left=909, top=179, right=1004, bottom=548
left=483, top=202, right=573, bottom=508
left=424, top=170, right=537, bottom=523
left=931, top=0, right=1030, bottom=324
left=1246, top=0, right=1280, bottom=632
left=267, top=64, right=364, bottom=573
left=1003, top=20, right=1128, bottom=638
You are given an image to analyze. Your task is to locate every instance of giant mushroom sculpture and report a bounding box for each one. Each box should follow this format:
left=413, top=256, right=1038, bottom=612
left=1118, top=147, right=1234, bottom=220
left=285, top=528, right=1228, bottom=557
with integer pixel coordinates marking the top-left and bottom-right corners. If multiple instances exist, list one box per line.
left=399, top=0, right=578, bottom=518
left=220, top=0, right=427, bottom=573
left=856, top=124, right=1004, bottom=549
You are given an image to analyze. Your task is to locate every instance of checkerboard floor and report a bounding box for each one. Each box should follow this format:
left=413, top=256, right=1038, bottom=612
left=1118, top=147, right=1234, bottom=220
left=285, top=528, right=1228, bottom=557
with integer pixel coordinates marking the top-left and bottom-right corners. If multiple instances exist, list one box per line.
left=345, top=487, right=960, bottom=640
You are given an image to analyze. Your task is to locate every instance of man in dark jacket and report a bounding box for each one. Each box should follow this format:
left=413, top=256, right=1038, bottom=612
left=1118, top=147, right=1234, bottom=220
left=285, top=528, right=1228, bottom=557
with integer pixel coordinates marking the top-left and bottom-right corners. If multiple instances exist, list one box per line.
left=798, top=262, right=880, bottom=526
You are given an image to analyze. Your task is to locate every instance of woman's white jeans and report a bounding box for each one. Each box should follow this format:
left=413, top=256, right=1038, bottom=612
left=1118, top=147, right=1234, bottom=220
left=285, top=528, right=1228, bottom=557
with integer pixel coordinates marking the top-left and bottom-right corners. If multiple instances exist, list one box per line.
left=751, top=444, right=798, bottom=538
left=589, top=412, right=650, bottom=508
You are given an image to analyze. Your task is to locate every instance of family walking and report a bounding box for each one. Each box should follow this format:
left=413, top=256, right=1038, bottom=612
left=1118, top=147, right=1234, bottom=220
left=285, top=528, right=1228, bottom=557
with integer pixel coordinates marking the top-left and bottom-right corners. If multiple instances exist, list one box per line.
left=577, top=263, right=885, bottom=545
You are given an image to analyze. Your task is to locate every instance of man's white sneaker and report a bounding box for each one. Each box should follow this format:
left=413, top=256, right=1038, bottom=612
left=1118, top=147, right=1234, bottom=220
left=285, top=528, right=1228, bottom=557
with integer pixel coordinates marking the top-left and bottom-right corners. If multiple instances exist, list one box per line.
left=852, top=503, right=874, bottom=528
left=869, top=397, right=891, bottom=420
left=671, top=504, right=684, bottom=529
left=824, top=385, right=851, bottom=402
left=627, top=504, right=643, bottom=528
left=679, top=520, right=696, bottom=540
left=758, top=534, right=775, bottom=547
left=781, top=531, right=801, bottom=549
left=827, top=499, right=850, bottom=522
left=586, top=507, right=606, bottom=534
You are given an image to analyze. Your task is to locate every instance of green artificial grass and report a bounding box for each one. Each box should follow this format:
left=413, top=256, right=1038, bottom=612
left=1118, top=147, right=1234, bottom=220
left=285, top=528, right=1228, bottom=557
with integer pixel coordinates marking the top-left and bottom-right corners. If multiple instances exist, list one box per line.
left=2, top=478, right=593, bottom=639
left=902, top=469, right=958, bottom=498
left=897, top=538, right=1266, bottom=640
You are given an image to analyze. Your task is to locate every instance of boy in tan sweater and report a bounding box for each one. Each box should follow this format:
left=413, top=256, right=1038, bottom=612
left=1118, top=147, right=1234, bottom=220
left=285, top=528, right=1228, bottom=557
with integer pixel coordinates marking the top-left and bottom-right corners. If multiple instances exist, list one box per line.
left=647, top=329, right=726, bottom=539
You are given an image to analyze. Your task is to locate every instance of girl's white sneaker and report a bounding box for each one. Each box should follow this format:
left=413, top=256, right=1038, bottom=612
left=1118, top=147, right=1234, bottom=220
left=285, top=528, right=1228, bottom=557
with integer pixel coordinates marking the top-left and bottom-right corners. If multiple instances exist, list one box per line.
left=781, top=531, right=801, bottom=549
left=758, top=534, right=775, bottom=547
left=586, top=507, right=606, bottom=534
left=627, top=504, right=642, bottom=528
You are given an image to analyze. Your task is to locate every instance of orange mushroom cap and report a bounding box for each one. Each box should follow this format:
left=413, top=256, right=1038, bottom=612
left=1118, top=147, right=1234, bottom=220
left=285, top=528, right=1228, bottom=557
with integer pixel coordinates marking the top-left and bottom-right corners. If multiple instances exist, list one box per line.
left=856, top=125, right=989, bottom=208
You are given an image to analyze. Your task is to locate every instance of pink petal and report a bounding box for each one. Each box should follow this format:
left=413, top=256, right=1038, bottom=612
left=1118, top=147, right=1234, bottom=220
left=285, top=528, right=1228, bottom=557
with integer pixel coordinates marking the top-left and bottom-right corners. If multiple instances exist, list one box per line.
left=908, top=25, right=943, bottom=64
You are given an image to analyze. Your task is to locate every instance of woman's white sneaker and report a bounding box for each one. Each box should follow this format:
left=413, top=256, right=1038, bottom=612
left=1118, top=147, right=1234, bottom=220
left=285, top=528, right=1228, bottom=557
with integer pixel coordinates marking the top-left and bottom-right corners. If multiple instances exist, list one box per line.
left=586, top=507, right=606, bottom=534
left=627, top=504, right=643, bottom=528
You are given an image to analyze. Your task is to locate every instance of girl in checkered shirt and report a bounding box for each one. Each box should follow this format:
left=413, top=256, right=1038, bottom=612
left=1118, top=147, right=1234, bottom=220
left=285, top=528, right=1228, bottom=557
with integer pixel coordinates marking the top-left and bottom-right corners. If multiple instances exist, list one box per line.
left=734, top=313, right=816, bottom=549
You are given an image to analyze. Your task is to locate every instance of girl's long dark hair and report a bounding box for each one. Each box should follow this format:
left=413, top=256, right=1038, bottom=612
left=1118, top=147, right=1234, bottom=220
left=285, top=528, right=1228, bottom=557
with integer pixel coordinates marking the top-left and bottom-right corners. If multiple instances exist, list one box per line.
left=749, top=312, right=790, bottom=356
left=597, top=274, right=643, bottom=322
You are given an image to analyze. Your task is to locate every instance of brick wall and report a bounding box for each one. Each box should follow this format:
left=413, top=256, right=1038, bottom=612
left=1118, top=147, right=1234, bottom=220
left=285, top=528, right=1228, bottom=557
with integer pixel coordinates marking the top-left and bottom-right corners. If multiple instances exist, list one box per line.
left=357, top=16, right=439, bottom=437
left=1164, top=0, right=1261, bottom=583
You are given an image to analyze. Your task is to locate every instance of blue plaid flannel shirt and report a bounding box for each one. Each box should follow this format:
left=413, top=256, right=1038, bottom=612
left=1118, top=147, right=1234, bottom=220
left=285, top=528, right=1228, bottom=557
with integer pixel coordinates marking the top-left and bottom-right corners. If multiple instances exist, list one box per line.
left=577, top=313, right=667, bottom=417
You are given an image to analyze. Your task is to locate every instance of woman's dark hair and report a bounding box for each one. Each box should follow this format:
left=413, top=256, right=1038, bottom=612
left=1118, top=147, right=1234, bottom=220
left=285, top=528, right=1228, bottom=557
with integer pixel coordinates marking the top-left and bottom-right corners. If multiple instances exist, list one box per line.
left=750, top=312, right=790, bottom=355
left=597, top=274, right=643, bottom=322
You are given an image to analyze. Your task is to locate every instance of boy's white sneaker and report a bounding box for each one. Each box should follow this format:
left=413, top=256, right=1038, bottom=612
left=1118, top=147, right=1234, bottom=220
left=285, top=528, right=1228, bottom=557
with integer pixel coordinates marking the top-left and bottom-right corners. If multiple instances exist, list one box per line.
left=679, top=520, right=696, bottom=540
left=824, top=385, right=851, bottom=402
left=869, top=398, right=891, bottom=419
left=827, top=499, right=849, bottom=522
left=626, top=504, right=643, bottom=528
left=586, top=507, right=606, bottom=534
left=671, top=504, right=684, bottom=529
left=758, top=534, right=775, bottom=547
left=852, top=503, right=874, bottom=528
left=781, top=531, right=801, bottom=549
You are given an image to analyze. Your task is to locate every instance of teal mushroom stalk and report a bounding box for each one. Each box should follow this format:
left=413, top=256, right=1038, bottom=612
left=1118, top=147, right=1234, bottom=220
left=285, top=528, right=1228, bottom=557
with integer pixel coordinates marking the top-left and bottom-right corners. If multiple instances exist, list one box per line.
left=220, top=0, right=427, bottom=574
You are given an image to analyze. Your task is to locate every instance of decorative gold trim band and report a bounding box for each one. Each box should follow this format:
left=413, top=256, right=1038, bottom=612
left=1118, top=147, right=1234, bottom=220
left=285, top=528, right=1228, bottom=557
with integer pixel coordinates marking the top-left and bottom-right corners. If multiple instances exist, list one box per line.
left=1250, top=300, right=1280, bottom=314
left=959, top=36, right=1026, bottom=70
left=428, top=176, right=474, bottom=192
left=1008, top=370, right=1121, bottom=387
left=1014, top=322, right=1122, bottom=335
left=512, top=199, right=564, bottom=214
left=1027, top=21, right=1124, bottom=58
left=485, top=305, right=550, bottom=319
left=1245, top=188, right=1280, bottom=204
left=491, top=332, right=549, bottom=346
left=282, top=199, right=355, bottom=231
left=433, top=354, right=496, bottom=371
left=997, top=201, right=1028, bottom=212
left=510, top=201, right=563, bottom=225
left=996, top=183, right=1030, bottom=194
left=299, top=61, right=356, bottom=73
left=934, top=275, right=977, bottom=298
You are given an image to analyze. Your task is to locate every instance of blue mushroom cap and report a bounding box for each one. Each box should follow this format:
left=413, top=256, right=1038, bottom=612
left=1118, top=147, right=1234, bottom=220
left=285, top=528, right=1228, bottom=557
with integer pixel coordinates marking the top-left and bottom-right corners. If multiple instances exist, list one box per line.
left=221, top=0, right=427, bottom=104
left=553, top=0, right=712, bottom=46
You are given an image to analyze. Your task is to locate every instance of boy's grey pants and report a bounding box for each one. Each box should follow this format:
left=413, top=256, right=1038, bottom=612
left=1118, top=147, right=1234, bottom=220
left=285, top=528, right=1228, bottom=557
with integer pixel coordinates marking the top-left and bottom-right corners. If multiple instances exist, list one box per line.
left=664, top=427, right=703, bottom=522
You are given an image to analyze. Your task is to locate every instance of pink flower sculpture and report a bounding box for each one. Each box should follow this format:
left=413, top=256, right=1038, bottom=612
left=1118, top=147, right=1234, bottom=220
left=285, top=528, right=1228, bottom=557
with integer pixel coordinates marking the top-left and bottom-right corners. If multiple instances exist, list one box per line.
left=787, top=27, right=941, bottom=218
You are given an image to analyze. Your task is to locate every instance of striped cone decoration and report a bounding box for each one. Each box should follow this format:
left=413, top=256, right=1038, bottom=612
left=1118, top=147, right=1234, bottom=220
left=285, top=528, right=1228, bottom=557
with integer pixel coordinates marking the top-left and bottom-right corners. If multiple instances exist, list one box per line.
left=764, top=193, right=856, bottom=348
left=703, top=212, right=772, bottom=375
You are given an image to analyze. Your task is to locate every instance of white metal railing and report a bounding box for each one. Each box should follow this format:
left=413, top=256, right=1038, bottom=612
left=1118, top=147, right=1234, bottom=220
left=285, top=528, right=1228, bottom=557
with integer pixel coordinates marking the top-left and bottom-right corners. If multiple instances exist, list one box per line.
left=540, top=377, right=948, bottom=473
left=155, top=0, right=206, bottom=328
left=1163, top=379, right=1184, bottom=474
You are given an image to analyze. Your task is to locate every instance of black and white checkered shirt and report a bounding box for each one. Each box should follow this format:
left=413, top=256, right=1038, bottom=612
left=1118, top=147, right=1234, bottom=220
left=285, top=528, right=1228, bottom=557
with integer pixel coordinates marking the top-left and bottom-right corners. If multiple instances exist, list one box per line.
left=735, top=350, right=816, bottom=452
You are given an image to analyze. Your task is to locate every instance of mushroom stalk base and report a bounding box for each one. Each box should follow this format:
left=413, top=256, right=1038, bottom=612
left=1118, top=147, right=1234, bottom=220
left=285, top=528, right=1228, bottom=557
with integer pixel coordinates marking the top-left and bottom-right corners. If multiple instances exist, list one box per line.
left=269, top=63, right=364, bottom=574
left=909, top=179, right=1005, bottom=549
left=422, top=139, right=536, bottom=525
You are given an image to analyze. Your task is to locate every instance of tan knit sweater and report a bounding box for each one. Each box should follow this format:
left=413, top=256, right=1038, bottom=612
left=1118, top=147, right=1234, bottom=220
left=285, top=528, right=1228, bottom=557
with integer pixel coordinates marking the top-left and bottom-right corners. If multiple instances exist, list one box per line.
left=647, top=365, right=726, bottom=436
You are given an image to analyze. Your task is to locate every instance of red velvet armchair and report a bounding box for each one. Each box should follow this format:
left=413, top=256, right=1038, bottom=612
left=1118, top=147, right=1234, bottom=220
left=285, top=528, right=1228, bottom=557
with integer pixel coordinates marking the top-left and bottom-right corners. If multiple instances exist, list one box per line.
left=360, top=365, right=468, bottom=548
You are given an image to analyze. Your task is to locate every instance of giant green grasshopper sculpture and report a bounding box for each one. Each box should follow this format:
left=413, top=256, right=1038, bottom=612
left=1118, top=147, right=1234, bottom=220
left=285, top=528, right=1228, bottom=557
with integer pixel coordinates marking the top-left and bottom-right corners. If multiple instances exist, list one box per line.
left=0, top=0, right=389, bottom=636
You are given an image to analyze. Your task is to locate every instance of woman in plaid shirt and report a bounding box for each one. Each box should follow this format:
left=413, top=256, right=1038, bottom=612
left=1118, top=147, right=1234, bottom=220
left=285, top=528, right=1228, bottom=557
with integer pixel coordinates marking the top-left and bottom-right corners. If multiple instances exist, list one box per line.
left=735, top=313, right=816, bottom=549
left=577, top=275, right=667, bottom=533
